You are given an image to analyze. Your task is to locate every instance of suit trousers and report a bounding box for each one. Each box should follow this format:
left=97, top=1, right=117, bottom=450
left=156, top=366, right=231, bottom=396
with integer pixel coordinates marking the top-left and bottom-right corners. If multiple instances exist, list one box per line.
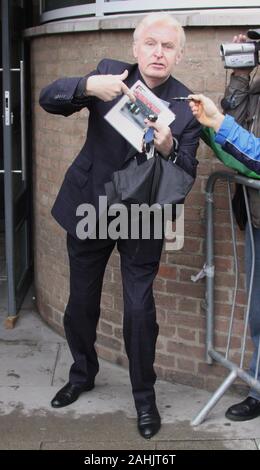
left=64, top=231, right=164, bottom=412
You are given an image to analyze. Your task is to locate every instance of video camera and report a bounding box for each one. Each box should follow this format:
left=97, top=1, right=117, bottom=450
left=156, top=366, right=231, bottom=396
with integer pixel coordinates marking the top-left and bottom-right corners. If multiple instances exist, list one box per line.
left=220, top=28, right=260, bottom=69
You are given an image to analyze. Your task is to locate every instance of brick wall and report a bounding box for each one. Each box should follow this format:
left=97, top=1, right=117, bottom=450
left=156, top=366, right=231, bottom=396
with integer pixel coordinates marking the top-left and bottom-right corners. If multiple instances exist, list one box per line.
left=31, top=26, right=254, bottom=392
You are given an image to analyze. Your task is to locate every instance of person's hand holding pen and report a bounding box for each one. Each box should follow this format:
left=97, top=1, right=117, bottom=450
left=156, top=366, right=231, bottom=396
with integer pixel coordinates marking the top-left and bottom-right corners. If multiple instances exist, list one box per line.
left=187, top=94, right=225, bottom=132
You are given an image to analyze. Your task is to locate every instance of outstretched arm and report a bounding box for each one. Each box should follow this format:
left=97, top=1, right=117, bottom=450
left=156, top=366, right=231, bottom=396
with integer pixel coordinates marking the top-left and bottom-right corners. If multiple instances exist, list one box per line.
left=188, top=93, right=260, bottom=174
left=39, top=62, right=135, bottom=117
left=188, top=94, right=224, bottom=131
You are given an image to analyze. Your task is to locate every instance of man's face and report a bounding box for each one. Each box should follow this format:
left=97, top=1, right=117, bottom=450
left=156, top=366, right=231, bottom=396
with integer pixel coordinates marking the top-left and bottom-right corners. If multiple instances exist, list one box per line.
left=133, top=22, right=183, bottom=88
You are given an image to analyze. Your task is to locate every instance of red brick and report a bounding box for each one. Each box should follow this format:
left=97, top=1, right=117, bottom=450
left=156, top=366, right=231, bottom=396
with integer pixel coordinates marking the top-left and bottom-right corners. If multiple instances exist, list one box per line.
left=154, top=293, right=177, bottom=310
left=177, top=358, right=197, bottom=373
left=97, top=333, right=122, bottom=352
left=177, top=327, right=197, bottom=343
left=178, top=297, right=200, bottom=315
left=154, top=277, right=167, bottom=293
left=101, top=293, right=114, bottom=310
left=167, top=312, right=205, bottom=330
left=158, top=265, right=177, bottom=280
left=214, top=302, right=246, bottom=319
left=167, top=341, right=205, bottom=360
left=215, top=256, right=234, bottom=272
left=167, top=253, right=205, bottom=269
left=155, top=353, right=176, bottom=368
left=159, top=325, right=176, bottom=338
left=166, top=280, right=205, bottom=299
left=99, top=320, right=113, bottom=336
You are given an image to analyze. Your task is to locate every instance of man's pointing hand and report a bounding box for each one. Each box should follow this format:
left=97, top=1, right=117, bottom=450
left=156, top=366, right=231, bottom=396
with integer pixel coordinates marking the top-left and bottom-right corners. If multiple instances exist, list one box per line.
left=86, top=69, right=136, bottom=102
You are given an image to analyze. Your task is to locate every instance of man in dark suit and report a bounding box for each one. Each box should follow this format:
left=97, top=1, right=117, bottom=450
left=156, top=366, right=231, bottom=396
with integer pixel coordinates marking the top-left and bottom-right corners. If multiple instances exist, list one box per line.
left=39, top=12, right=201, bottom=439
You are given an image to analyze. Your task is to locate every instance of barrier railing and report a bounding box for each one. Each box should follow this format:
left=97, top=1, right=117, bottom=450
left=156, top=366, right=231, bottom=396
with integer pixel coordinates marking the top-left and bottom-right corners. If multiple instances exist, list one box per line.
left=192, top=171, right=260, bottom=426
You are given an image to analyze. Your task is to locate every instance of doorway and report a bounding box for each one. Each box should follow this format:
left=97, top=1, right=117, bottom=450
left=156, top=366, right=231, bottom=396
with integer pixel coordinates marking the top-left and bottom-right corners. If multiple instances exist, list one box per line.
left=1, top=0, right=33, bottom=326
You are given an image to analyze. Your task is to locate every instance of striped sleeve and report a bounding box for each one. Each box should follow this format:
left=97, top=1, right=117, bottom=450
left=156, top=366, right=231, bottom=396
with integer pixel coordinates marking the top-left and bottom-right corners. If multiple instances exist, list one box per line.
left=215, top=115, right=260, bottom=175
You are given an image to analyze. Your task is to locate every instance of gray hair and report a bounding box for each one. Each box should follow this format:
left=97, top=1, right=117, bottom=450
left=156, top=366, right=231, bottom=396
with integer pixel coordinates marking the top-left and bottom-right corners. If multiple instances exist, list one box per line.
left=133, top=12, right=186, bottom=50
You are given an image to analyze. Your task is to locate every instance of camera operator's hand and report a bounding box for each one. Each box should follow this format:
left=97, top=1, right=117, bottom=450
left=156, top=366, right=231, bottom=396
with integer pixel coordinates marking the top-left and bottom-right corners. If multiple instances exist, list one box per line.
left=188, top=94, right=224, bottom=132
left=86, top=70, right=136, bottom=102
left=144, top=119, right=173, bottom=158
left=233, top=33, right=247, bottom=43
left=232, top=33, right=254, bottom=76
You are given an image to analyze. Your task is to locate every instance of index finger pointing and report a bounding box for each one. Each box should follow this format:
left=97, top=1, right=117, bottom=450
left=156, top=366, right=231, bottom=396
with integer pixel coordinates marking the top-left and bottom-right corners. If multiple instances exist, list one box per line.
left=121, top=83, right=136, bottom=102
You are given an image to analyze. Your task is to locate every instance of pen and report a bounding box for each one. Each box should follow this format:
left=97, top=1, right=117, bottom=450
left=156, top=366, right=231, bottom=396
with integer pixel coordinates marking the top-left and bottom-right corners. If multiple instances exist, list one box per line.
left=172, top=97, right=193, bottom=101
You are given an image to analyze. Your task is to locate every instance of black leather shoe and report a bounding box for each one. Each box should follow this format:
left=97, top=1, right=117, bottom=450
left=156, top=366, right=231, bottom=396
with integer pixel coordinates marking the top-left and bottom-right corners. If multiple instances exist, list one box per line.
left=225, top=397, right=260, bottom=421
left=51, top=382, right=94, bottom=408
left=137, top=406, right=161, bottom=439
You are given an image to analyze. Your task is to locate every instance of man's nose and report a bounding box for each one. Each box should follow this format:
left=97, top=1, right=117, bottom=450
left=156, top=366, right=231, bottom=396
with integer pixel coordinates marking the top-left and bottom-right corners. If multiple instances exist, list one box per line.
left=154, top=43, right=163, bottom=57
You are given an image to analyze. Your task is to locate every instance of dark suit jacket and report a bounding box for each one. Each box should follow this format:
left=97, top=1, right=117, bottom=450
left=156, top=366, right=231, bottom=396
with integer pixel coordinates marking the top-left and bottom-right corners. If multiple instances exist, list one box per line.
left=39, top=59, right=201, bottom=237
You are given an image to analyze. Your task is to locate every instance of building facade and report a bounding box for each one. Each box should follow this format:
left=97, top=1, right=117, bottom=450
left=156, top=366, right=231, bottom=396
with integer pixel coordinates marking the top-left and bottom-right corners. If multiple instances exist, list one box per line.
left=1, top=1, right=260, bottom=391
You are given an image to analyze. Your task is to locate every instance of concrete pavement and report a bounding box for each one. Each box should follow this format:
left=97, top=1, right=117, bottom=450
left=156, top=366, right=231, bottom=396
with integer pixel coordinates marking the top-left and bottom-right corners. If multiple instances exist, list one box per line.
left=0, top=286, right=259, bottom=451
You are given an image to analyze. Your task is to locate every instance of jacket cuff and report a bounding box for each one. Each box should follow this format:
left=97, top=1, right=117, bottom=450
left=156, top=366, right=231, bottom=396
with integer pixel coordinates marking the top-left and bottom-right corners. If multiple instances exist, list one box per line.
left=215, top=115, right=236, bottom=146
left=74, top=77, right=87, bottom=99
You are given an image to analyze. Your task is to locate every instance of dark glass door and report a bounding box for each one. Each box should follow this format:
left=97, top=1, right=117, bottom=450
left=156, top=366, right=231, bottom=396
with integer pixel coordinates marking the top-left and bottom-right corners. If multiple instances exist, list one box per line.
left=1, top=0, right=32, bottom=325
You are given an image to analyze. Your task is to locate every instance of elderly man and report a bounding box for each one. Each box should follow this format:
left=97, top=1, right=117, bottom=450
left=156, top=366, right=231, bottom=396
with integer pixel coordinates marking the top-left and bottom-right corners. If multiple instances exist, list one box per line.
left=39, top=12, right=201, bottom=439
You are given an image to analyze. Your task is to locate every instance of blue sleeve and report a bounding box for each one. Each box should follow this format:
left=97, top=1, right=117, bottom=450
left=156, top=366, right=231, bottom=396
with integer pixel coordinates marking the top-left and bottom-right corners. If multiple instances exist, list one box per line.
left=215, top=115, right=260, bottom=174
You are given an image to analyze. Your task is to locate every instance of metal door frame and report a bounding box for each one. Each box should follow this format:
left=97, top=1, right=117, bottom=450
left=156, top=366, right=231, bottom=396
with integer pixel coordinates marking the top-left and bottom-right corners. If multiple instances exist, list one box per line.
left=2, top=0, right=16, bottom=317
left=1, top=0, right=33, bottom=325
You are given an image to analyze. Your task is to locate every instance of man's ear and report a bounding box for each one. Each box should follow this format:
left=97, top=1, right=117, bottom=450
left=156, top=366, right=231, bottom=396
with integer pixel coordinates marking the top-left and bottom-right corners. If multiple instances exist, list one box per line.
left=133, top=42, right=138, bottom=59
left=175, top=48, right=184, bottom=65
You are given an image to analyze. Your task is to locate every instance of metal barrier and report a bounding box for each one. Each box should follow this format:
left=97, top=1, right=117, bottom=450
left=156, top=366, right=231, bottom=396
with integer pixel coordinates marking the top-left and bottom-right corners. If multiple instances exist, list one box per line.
left=192, top=171, right=260, bottom=426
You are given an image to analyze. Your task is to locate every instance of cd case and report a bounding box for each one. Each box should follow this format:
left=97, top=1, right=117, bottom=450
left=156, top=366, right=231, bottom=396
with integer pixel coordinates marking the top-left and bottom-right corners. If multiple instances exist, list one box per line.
left=104, top=80, right=175, bottom=152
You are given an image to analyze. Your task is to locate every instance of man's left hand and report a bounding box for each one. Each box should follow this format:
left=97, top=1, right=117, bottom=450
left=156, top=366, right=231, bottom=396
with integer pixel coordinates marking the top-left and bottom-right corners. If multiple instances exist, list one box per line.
left=144, top=119, right=173, bottom=157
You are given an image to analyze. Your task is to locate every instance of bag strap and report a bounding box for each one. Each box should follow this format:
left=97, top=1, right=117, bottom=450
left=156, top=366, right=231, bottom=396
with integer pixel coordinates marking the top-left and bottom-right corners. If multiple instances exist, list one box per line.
left=149, top=152, right=161, bottom=205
